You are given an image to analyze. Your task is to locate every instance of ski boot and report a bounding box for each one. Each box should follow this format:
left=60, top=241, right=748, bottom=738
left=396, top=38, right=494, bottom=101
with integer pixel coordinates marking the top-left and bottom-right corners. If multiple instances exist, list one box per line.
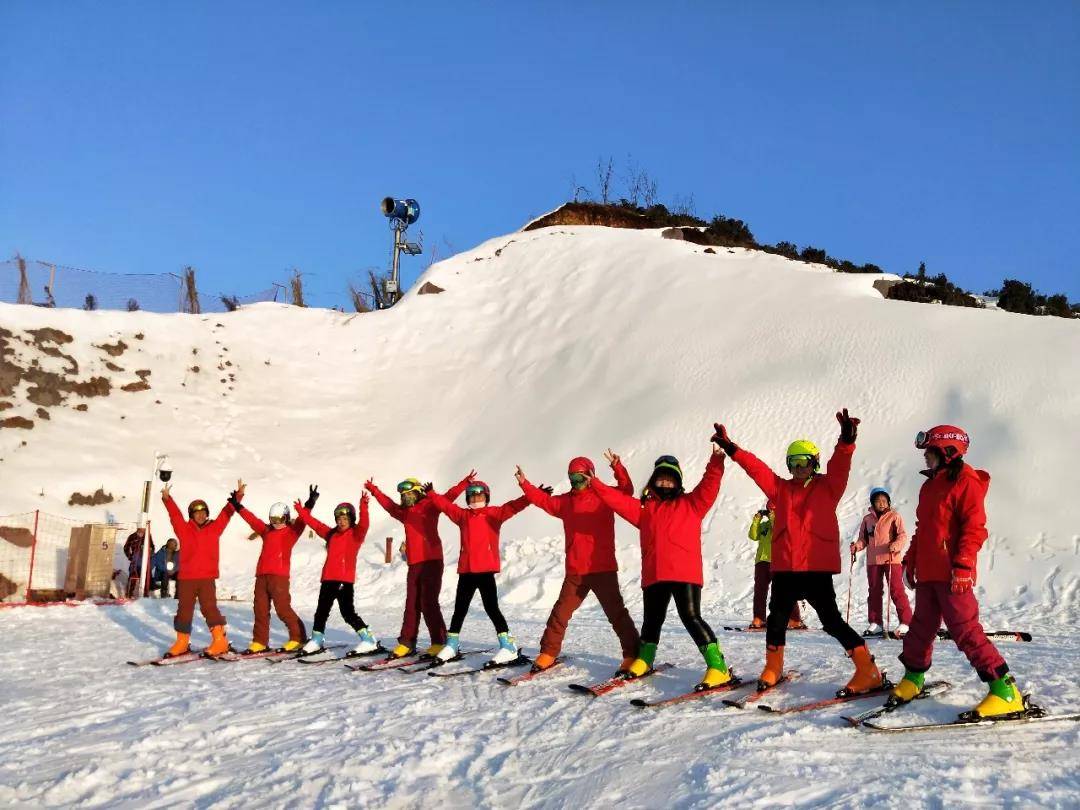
left=618, top=656, right=636, bottom=674
left=839, top=644, right=884, bottom=696
left=301, top=632, right=325, bottom=655
left=887, top=670, right=925, bottom=707
left=532, top=652, right=558, bottom=673
left=696, top=642, right=732, bottom=691
left=435, top=634, right=460, bottom=662
left=490, top=632, right=519, bottom=665
left=787, top=618, right=808, bottom=630
left=625, top=642, right=658, bottom=678
left=748, top=617, right=765, bottom=630
left=892, top=623, right=910, bottom=639
left=166, top=631, right=191, bottom=658
left=424, top=643, right=445, bottom=658
left=963, top=674, right=1026, bottom=720
left=862, top=623, right=884, bottom=638
left=245, top=641, right=267, bottom=655
left=282, top=640, right=302, bottom=652
left=351, top=627, right=380, bottom=655
left=389, top=643, right=414, bottom=660
left=205, top=625, right=230, bottom=657
left=758, top=645, right=784, bottom=690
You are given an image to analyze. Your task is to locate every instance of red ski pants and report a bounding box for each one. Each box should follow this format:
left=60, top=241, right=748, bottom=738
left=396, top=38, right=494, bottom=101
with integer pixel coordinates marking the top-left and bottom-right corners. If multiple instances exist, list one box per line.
left=866, top=563, right=913, bottom=626
left=252, top=574, right=306, bottom=646
left=753, top=561, right=801, bottom=623
left=900, top=582, right=1007, bottom=682
left=540, top=572, right=639, bottom=659
left=398, top=560, right=447, bottom=647
left=173, top=578, right=225, bottom=634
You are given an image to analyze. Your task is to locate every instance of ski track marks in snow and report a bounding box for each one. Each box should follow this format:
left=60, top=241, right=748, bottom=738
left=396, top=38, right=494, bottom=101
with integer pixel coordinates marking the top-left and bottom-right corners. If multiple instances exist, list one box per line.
left=1, top=601, right=1078, bottom=809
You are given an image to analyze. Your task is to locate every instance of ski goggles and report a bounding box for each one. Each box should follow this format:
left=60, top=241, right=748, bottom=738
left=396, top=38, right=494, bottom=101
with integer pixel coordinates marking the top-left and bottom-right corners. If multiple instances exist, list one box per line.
left=786, top=454, right=816, bottom=469
left=654, top=454, right=680, bottom=467
left=189, top=503, right=209, bottom=515
left=568, top=473, right=588, bottom=485
left=915, top=429, right=968, bottom=449
left=466, top=485, right=488, bottom=497
left=334, top=506, right=353, bottom=518
left=397, top=480, right=421, bottom=493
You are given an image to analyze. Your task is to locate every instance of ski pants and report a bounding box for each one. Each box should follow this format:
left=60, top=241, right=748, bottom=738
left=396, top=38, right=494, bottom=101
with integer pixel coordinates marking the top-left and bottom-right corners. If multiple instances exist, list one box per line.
left=173, top=578, right=225, bottom=634
left=398, top=560, right=447, bottom=648
left=767, top=572, right=863, bottom=650
left=640, top=581, right=716, bottom=648
left=900, top=582, right=1008, bottom=682
left=312, top=580, right=367, bottom=635
left=252, top=574, right=306, bottom=646
left=753, top=561, right=801, bottom=623
left=539, top=572, right=640, bottom=659
left=866, top=563, right=913, bottom=627
left=448, top=572, right=508, bottom=635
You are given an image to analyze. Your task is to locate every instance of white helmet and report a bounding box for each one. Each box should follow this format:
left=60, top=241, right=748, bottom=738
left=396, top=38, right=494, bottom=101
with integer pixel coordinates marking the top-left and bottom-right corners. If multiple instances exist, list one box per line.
left=269, top=502, right=291, bottom=522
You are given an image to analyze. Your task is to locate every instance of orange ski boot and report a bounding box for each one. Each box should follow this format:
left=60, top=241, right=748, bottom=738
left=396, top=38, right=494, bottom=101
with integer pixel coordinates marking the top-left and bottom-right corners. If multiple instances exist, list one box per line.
left=618, top=656, right=636, bottom=674
left=532, top=652, right=558, bottom=672
left=758, top=645, right=784, bottom=689
left=205, top=625, right=230, bottom=657
left=166, top=631, right=190, bottom=658
left=841, top=644, right=884, bottom=695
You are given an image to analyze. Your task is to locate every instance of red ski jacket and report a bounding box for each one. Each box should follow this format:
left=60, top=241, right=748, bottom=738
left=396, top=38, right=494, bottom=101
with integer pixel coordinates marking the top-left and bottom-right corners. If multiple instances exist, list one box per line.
left=427, top=490, right=530, bottom=574
left=590, top=453, right=724, bottom=588
left=366, top=477, right=470, bottom=565
left=904, top=462, right=990, bottom=584
left=163, top=494, right=238, bottom=581
left=295, top=500, right=369, bottom=583
left=731, top=443, right=853, bottom=574
left=236, top=506, right=305, bottom=578
left=518, top=461, right=633, bottom=575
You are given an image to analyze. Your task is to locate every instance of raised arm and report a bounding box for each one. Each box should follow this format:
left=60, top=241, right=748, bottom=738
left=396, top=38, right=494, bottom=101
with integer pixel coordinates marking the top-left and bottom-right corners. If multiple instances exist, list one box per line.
left=515, top=465, right=563, bottom=518
left=365, top=480, right=405, bottom=522
left=354, top=494, right=370, bottom=542
left=714, top=423, right=780, bottom=502
left=749, top=512, right=763, bottom=543
left=611, top=459, right=634, bottom=495
left=161, top=490, right=188, bottom=535
left=426, top=487, right=466, bottom=524
left=236, top=505, right=268, bottom=537
left=445, top=471, right=476, bottom=502
left=686, top=450, right=725, bottom=516
left=293, top=502, right=332, bottom=540
left=490, top=494, right=531, bottom=524
left=590, top=476, right=642, bottom=528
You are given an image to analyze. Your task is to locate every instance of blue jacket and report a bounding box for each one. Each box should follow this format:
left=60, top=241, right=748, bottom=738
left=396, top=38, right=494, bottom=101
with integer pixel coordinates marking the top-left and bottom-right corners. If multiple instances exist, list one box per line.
left=152, top=547, right=180, bottom=579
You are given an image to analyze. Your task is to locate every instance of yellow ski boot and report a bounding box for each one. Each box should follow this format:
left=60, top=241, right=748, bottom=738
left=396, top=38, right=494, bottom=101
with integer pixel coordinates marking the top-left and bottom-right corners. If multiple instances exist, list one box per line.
left=245, top=641, right=267, bottom=654
left=391, top=643, right=414, bottom=659
left=697, top=642, right=732, bottom=691
left=969, top=675, right=1025, bottom=719
left=282, top=640, right=302, bottom=652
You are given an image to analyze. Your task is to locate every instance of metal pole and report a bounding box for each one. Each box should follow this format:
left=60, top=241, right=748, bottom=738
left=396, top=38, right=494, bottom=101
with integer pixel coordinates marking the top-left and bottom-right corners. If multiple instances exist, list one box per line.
left=391, top=223, right=403, bottom=305
left=137, top=452, right=159, bottom=600
left=25, top=510, right=40, bottom=603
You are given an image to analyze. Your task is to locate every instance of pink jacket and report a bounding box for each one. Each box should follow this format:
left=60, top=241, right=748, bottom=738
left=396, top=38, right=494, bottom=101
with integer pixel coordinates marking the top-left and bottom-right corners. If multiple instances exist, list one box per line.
left=853, top=508, right=908, bottom=566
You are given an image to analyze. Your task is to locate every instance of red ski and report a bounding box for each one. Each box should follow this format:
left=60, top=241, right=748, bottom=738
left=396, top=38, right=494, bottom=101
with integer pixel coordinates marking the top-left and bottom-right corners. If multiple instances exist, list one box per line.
left=498, top=658, right=566, bottom=686
left=758, top=679, right=895, bottom=715
left=722, top=671, right=801, bottom=709
left=567, top=663, right=674, bottom=697
left=127, top=650, right=205, bottom=667
left=630, top=676, right=745, bottom=709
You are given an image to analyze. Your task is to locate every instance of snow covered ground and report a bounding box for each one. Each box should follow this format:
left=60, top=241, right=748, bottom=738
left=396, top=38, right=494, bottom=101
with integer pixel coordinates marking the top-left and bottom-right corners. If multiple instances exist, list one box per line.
left=1, top=224, right=1078, bottom=807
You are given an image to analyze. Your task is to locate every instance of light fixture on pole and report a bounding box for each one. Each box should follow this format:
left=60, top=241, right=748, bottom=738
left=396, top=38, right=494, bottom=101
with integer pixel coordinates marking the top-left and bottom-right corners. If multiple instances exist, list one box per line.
left=380, top=197, right=421, bottom=307
left=136, top=452, right=170, bottom=598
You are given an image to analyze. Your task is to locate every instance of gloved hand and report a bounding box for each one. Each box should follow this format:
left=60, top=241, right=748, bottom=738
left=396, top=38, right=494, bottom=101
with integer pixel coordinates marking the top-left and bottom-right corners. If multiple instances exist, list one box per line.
left=304, top=485, right=320, bottom=510
left=902, top=556, right=917, bottom=590
left=539, top=484, right=554, bottom=495
left=836, top=408, right=860, bottom=445
left=422, top=482, right=434, bottom=494
left=849, top=542, right=858, bottom=558
left=711, top=423, right=738, bottom=455
left=950, top=565, right=976, bottom=594
left=227, top=491, right=242, bottom=510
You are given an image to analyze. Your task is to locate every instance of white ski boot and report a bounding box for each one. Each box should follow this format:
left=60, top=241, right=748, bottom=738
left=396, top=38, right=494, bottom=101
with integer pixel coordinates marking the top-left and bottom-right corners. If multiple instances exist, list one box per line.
left=435, top=634, right=461, bottom=662
left=351, top=627, right=379, bottom=655
left=862, top=623, right=883, bottom=637
left=894, top=623, right=910, bottom=638
left=301, top=632, right=324, bottom=654
left=489, top=632, right=519, bottom=665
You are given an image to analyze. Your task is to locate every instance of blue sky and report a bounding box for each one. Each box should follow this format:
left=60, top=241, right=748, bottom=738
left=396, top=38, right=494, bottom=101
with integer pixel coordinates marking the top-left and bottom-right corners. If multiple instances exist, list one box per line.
left=2, top=2, right=1078, bottom=307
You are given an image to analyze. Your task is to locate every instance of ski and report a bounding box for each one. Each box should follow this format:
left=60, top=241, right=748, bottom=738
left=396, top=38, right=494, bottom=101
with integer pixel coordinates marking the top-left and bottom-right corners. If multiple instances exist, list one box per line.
left=864, top=707, right=1079, bottom=733
left=936, top=629, right=1032, bottom=643
left=842, top=680, right=952, bottom=726
left=497, top=658, right=566, bottom=686
left=347, top=652, right=425, bottom=672
left=428, top=654, right=531, bottom=678
left=127, top=650, right=204, bottom=667
left=722, top=671, right=800, bottom=709
left=722, top=626, right=809, bottom=633
left=297, top=644, right=386, bottom=665
left=395, top=648, right=493, bottom=674
left=567, top=662, right=675, bottom=697
left=264, top=644, right=347, bottom=665
left=758, top=679, right=896, bottom=715
left=630, top=676, right=745, bottom=709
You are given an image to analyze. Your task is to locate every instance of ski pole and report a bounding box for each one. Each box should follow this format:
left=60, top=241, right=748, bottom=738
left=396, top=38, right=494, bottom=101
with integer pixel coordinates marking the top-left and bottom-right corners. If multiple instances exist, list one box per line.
left=885, top=565, right=892, bottom=639
left=845, top=549, right=854, bottom=625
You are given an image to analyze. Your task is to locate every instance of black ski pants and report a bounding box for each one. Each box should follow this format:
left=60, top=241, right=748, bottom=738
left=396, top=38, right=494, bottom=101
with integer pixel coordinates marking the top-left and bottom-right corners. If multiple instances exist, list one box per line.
left=448, top=573, right=509, bottom=635
left=767, top=571, right=863, bottom=650
left=640, top=581, right=716, bottom=647
left=312, top=580, right=367, bottom=635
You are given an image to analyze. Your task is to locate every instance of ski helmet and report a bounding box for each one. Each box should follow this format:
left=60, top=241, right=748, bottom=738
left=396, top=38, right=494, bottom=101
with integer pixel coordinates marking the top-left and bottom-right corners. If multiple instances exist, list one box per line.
left=333, top=502, right=356, bottom=524
left=915, top=425, right=969, bottom=459
left=567, top=457, right=596, bottom=476
left=187, top=499, right=209, bottom=518
left=646, top=455, right=683, bottom=498
left=397, top=478, right=423, bottom=495
left=466, top=481, right=491, bottom=502
left=269, top=502, right=291, bottom=522
left=869, top=488, right=891, bottom=506
left=786, top=439, right=820, bottom=471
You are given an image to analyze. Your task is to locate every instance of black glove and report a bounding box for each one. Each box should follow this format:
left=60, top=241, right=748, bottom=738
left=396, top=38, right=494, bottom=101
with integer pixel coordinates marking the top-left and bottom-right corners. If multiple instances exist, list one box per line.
left=422, top=482, right=434, bottom=494
left=836, top=408, right=860, bottom=445
left=304, top=485, right=319, bottom=510
left=711, top=422, right=738, bottom=455
left=539, top=484, right=554, bottom=495
left=227, top=491, right=242, bottom=510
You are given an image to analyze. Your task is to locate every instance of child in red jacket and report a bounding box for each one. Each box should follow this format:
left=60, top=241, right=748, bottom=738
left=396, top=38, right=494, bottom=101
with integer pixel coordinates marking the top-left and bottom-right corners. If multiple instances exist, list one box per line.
left=587, top=433, right=731, bottom=691
left=515, top=450, right=640, bottom=674
left=294, top=493, right=379, bottom=657
left=160, top=481, right=243, bottom=657
left=890, top=426, right=1025, bottom=719
left=716, top=410, right=883, bottom=696
left=233, top=485, right=319, bottom=653
left=426, top=479, right=530, bottom=666
left=365, top=472, right=473, bottom=660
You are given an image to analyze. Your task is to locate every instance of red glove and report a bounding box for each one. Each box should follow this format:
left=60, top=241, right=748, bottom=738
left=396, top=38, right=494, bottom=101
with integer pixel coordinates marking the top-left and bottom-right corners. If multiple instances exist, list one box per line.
left=950, top=565, right=976, bottom=594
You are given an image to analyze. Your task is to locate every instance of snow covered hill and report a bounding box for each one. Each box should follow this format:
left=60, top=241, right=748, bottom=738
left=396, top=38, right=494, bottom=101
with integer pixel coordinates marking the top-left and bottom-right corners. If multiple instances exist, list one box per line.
left=2, top=225, right=1078, bottom=622
left=2, top=225, right=1079, bottom=809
